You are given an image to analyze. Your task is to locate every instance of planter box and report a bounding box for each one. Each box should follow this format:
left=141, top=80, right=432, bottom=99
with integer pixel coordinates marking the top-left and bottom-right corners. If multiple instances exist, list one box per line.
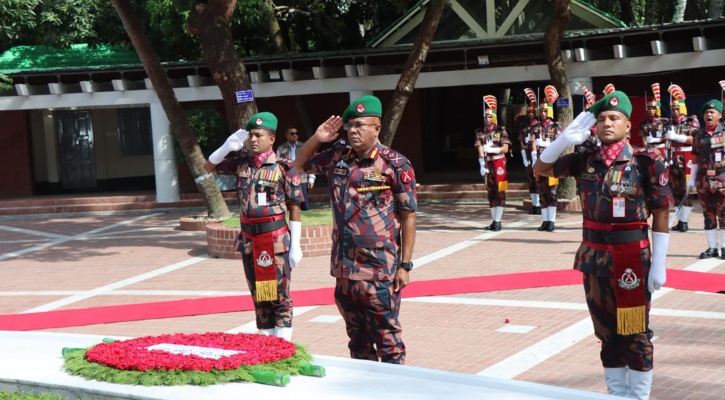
left=179, top=216, right=225, bottom=231
left=206, top=222, right=333, bottom=260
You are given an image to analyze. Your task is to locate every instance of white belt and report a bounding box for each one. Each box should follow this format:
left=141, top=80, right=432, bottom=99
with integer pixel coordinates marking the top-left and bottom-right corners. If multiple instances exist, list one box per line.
left=486, top=154, right=505, bottom=161
left=674, top=147, right=692, bottom=152
left=650, top=144, right=665, bottom=149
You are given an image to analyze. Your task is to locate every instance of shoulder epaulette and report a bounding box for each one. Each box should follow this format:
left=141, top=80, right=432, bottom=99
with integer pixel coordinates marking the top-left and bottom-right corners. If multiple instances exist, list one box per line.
left=276, top=158, right=293, bottom=169
left=378, top=146, right=409, bottom=168
left=332, top=138, right=351, bottom=151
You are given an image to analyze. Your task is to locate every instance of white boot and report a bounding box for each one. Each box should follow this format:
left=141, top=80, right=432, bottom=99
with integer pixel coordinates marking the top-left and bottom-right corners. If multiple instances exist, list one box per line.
left=548, top=206, right=557, bottom=223
left=627, top=369, right=652, bottom=399
left=604, top=367, right=628, bottom=396
left=275, top=327, right=293, bottom=341
left=258, top=328, right=275, bottom=336
left=494, top=206, right=504, bottom=222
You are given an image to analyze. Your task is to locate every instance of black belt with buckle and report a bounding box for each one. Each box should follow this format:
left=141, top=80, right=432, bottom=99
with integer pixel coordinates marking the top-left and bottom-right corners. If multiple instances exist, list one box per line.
left=582, top=227, right=648, bottom=244
left=241, top=218, right=287, bottom=235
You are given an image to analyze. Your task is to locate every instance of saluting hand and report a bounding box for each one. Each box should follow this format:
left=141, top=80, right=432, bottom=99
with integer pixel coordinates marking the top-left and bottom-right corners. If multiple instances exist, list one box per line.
left=314, top=116, right=343, bottom=143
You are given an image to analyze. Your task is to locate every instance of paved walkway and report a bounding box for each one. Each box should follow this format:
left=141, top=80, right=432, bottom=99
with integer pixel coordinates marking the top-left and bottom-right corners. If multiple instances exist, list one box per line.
left=1, top=202, right=724, bottom=399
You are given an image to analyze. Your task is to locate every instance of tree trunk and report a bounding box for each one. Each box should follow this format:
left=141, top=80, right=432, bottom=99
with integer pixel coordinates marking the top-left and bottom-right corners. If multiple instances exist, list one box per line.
left=186, top=0, right=257, bottom=131
left=709, top=0, right=724, bottom=18
left=619, top=0, right=635, bottom=25
left=379, top=0, right=448, bottom=147
left=644, top=0, right=655, bottom=24
left=544, top=0, right=576, bottom=200
left=266, top=0, right=288, bottom=54
left=672, top=0, right=687, bottom=22
left=111, top=0, right=231, bottom=219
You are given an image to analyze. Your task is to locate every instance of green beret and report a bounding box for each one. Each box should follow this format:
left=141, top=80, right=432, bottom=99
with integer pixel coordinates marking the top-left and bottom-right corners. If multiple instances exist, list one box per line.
left=701, top=100, right=723, bottom=115
left=244, top=112, right=278, bottom=133
left=588, top=91, right=632, bottom=118
left=342, top=95, right=382, bottom=121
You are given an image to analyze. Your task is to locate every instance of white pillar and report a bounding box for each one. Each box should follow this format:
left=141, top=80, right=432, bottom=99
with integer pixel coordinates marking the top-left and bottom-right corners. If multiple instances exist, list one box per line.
left=349, top=90, right=373, bottom=103
left=568, top=77, right=593, bottom=96
left=150, top=102, right=180, bottom=203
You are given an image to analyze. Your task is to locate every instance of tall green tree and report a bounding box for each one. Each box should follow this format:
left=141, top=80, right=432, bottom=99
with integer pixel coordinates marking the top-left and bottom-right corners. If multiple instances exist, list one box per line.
left=111, top=0, right=231, bottom=218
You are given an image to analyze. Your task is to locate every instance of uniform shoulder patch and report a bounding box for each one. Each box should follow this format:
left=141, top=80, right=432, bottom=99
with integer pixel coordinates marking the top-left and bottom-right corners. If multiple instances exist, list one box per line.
left=378, top=146, right=409, bottom=168
left=332, top=138, right=350, bottom=150
left=276, top=158, right=293, bottom=169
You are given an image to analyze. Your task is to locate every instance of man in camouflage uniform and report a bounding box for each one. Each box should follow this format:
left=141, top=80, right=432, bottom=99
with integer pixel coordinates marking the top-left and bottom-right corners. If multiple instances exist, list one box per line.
left=294, top=95, right=417, bottom=364
left=476, top=95, right=509, bottom=231
left=204, top=112, right=303, bottom=341
left=690, top=100, right=725, bottom=259
left=531, top=86, right=563, bottom=232
left=664, top=88, right=699, bottom=232
left=519, top=90, right=541, bottom=215
left=534, top=91, right=671, bottom=400
left=277, top=126, right=316, bottom=210
left=638, top=97, right=669, bottom=158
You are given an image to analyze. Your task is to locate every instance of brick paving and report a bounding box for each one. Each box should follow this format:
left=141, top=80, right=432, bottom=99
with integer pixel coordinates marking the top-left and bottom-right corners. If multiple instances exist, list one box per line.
left=1, top=201, right=724, bottom=399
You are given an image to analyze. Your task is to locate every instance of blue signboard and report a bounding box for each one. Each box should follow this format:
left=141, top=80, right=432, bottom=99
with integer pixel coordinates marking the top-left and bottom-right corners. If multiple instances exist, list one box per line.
left=556, top=98, right=570, bottom=107
left=236, top=90, right=254, bottom=103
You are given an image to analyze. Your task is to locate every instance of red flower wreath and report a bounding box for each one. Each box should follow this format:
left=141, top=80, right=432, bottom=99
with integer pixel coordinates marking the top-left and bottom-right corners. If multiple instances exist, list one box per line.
left=85, top=332, right=297, bottom=372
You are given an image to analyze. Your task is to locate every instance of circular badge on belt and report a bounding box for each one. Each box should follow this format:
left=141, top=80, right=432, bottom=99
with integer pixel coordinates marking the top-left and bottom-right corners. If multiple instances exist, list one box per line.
left=497, top=167, right=504, bottom=175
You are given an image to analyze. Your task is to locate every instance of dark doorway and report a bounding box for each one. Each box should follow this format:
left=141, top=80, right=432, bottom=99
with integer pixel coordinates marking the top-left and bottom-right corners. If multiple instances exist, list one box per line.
left=56, top=110, right=97, bottom=190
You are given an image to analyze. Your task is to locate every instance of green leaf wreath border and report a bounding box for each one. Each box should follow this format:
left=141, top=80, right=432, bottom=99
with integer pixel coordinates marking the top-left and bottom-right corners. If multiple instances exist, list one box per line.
left=63, top=344, right=313, bottom=386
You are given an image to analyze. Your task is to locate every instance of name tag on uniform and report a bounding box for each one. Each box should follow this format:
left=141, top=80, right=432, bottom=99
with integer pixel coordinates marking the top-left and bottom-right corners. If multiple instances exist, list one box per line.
left=581, top=173, right=596, bottom=180
left=257, top=192, right=267, bottom=206
left=334, top=168, right=348, bottom=176
left=716, top=152, right=722, bottom=162
left=613, top=197, right=625, bottom=218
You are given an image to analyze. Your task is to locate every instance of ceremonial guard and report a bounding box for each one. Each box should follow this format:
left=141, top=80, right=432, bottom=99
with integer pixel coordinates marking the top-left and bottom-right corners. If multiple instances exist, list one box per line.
left=294, top=95, right=417, bottom=364
left=519, top=88, right=541, bottom=214
left=690, top=99, right=725, bottom=258
left=276, top=126, right=316, bottom=210
left=204, top=112, right=303, bottom=341
left=534, top=91, right=671, bottom=399
left=476, top=95, right=510, bottom=231
left=638, top=83, right=669, bottom=157
left=664, top=84, right=699, bottom=232
left=531, top=85, right=562, bottom=232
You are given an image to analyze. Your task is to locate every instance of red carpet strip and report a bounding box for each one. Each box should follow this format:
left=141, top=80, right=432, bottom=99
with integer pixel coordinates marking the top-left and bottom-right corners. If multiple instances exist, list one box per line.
left=0, top=269, right=721, bottom=331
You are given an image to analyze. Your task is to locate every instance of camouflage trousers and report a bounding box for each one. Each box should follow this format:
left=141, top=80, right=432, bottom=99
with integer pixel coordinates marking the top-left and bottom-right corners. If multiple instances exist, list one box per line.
left=241, top=252, right=292, bottom=330
left=583, top=267, right=653, bottom=372
left=536, top=176, right=558, bottom=207
left=669, top=156, right=694, bottom=207
left=334, top=278, right=406, bottom=364
left=698, top=188, right=725, bottom=230
left=526, top=165, right=539, bottom=194
left=485, top=164, right=506, bottom=207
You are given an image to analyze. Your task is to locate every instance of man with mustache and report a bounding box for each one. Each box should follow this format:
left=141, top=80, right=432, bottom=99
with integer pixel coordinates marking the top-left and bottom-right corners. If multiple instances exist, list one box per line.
left=689, top=100, right=725, bottom=258
left=294, top=95, right=417, bottom=365
left=534, top=91, right=672, bottom=399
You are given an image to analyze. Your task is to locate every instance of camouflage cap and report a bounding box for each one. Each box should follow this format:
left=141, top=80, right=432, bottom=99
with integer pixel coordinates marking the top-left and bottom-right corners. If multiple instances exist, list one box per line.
left=342, top=95, right=382, bottom=121
left=701, top=100, right=723, bottom=115
left=244, top=112, right=278, bottom=133
left=588, top=91, right=632, bottom=118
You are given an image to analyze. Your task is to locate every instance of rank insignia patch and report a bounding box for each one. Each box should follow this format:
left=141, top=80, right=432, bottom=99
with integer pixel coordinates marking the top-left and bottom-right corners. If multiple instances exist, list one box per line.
left=400, top=170, right=414, bottom=184
left=658, top=172, right=668, bottom=186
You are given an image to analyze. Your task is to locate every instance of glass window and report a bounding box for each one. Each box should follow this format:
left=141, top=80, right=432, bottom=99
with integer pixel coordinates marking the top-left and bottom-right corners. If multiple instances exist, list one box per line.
left=118, top=107, right=153, bottom=156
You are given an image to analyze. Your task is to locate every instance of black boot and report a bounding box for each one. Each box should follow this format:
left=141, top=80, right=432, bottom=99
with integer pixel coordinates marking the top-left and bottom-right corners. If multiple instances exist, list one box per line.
left=720, top=248, right=725, bottom=260
left=700, top=248, right=719, bottom=259
left=533, top=206, right=542, bottom=215
left=490, top=221, right=502, bottom=231
left=678, top=222, right=688, bottom=232
left=485, top=222, right=497, bottom=231
left=546, top=222, right=556, bottom=232
left=529, top=207, right=536, bottom=215
left=671, top=221, right=683, bottom=231
left=538, top=221, right=550, bottom=231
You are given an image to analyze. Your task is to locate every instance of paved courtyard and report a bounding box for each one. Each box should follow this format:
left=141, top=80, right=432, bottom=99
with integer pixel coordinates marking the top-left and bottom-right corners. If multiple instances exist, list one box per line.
left=1, top=201, right=724, bottom=399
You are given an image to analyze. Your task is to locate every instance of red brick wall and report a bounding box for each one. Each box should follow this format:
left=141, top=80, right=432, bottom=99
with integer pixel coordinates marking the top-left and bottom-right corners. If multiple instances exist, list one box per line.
left=206, top=223, right=333, bottom=259
left=0, top=111, right=33, bottom=197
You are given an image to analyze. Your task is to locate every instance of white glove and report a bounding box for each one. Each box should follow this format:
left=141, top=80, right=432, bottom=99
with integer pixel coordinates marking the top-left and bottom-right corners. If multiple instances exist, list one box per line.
left=665, top=127, right=687, bottom=143
left=478, top=158, right=488, bottom=176
left=208, top=129, right=249, bottom=164
left=687, top=164, right=698, bottom=189
left=308, top=174, right=316, bottom=183
left=535, top=138, right=546, bottom=148
left=530, top=151, right=538, bottom=165
left=289, top=221, right=302, bottom=269
left=649, top=231, right=669, bottom=293
left=521, top=150, right=529, bottom=167
left=483, top=145, right=500, bottom=154
left=539, top=112, right=596, bottom=163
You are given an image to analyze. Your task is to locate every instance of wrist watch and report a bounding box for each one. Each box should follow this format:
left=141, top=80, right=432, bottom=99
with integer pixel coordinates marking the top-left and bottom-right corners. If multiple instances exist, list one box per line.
left=399, top=261, right=414, bottom=272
